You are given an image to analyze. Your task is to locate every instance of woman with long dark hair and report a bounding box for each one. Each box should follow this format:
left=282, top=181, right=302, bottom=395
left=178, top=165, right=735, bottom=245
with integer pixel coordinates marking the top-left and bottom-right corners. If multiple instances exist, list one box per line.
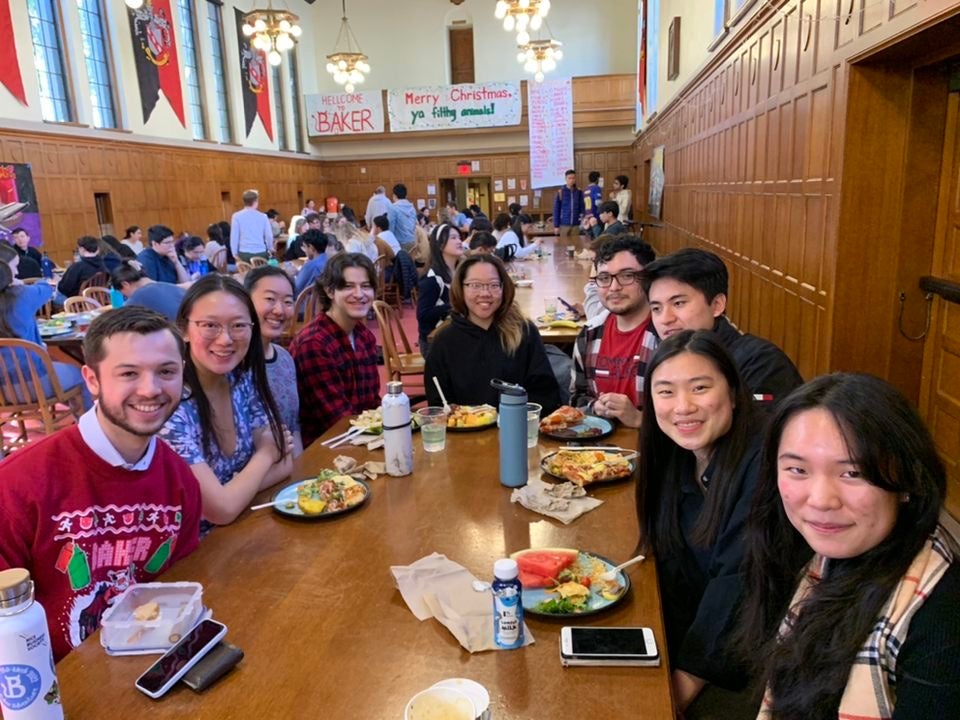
left=159, top=274, right=291, bottom=526
left=425, top=254, right=560, bottom=413
left=636, top=329, right=763, bottom=713
left=416, top=223, right=463, bottom=355
left=738, top=373, right=959, bottom=719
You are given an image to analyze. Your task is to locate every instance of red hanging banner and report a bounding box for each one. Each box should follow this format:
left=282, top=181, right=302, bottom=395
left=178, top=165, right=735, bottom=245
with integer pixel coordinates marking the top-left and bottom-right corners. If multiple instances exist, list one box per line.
left=0, top=0, right=27, bottom=106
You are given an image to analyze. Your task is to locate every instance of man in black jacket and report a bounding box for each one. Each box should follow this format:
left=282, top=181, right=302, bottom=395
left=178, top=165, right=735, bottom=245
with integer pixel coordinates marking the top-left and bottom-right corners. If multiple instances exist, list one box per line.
left=57, top=236, right=108, bottom=298
left=641, top=248, right=803, bottom=405
left=8, top=227, right=42, bottom=278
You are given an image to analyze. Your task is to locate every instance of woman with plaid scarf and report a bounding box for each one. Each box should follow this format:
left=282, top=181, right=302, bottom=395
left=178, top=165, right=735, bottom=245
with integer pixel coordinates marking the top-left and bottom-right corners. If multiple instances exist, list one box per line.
left=738, top=373, right=959, bottom=719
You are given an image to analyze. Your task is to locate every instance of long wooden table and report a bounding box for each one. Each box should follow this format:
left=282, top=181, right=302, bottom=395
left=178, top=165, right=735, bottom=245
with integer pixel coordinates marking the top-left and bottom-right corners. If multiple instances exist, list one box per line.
left=55, top=420, right=673, bottom=719
left=510, top=238, right=593, bottom=346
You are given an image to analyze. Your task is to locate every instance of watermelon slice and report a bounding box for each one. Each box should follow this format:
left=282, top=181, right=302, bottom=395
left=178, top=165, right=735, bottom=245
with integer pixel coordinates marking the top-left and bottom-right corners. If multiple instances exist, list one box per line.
left=513, top=548, right=578, bottom=588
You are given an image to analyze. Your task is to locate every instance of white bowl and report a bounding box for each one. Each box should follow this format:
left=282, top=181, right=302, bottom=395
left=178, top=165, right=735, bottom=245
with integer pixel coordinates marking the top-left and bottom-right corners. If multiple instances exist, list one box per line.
left=431, top=679, right=490, bottom=717
left=515, top=279, right=533, bottom=288
left=404, top=687, right=476, bottom=720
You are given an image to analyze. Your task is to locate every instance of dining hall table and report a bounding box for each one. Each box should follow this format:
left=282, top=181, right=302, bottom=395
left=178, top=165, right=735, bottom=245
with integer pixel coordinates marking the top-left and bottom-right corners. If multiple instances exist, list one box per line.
left=509, top=238, right=593, bottom=347
left=54, top=419, right=674, bottom=719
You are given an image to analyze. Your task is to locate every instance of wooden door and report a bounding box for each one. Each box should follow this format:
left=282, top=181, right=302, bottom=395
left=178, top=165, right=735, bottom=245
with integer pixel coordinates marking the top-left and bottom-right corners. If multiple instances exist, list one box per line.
left=920, top=92, right=960, bottom=518
left=449, top=27, right=474, bottom=84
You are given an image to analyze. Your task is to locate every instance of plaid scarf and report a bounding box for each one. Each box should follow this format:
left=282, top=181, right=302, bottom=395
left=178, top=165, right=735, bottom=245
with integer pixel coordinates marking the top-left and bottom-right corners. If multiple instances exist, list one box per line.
left=758, top=523, right=957, bottom=719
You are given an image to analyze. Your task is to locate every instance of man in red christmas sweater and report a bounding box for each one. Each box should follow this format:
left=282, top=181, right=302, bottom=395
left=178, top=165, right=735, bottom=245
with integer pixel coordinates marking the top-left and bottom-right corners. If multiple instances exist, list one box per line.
left=0, top=306, right=202, bottom=660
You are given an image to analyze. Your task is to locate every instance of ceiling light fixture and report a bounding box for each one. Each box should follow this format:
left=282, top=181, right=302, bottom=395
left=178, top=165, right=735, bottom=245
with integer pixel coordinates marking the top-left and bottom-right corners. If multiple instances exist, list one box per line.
left=494, top=0, right=550, bottom=43
left=325, top=0, right=370, bottom=93
left=241, top=2, right=303, bottom=67
left=517, top=36, right=563, bottom=83
left=124, top=0, right=144, bottom=8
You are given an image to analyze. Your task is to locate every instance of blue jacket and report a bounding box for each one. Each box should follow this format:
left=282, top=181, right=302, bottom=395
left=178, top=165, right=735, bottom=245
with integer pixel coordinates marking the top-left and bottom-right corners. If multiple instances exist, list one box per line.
left=553, top=186, right=585, bottom=227
left=585, top=184, right=602, bottom=219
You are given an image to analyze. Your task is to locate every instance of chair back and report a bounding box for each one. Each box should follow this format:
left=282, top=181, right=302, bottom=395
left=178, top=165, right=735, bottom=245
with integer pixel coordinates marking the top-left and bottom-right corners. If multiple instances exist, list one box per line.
left=80, top=272, right=109, bottom=292
left=373, top=255, right=388, bottom=296
left=0, top=338, right=83, bottom=451
left=373, top=299, right=416, bottom=374
left=64, top=296, right=100, bottom=313
left=236, top=260, right=253, bottom=274
left=294, top=285, right=322, bottom=328
left=210, top=247, right=228, bottom=273
left=82, top=286, right=111, bottom=308
left=251, top=256, right=269, bottom=268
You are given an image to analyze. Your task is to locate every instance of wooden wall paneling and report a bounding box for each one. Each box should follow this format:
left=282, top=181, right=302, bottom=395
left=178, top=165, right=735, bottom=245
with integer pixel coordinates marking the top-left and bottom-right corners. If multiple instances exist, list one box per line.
left=796, top=1, right=816, bottom=84
left=836, top=0, right=858, bottom=50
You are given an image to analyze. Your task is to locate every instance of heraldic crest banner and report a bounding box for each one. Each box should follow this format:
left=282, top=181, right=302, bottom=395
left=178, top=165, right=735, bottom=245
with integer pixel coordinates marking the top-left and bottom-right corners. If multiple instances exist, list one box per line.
left=234, top=8, right=273, bottom=141
left=128, top=0, right=185, bottom=127
left=0, top=0, right=27, bottom=106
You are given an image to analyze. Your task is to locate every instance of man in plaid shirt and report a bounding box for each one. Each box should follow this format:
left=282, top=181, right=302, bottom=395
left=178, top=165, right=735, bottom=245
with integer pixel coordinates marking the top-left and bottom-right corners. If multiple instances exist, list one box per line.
left=570, top=236, right=657, bottom=428
left=290, top=253, right=381, bottom=447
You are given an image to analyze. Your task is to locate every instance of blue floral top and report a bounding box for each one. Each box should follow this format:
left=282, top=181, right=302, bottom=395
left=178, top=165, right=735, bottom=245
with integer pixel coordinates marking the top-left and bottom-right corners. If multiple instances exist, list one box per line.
left=159, top=369, right=269, bottom=487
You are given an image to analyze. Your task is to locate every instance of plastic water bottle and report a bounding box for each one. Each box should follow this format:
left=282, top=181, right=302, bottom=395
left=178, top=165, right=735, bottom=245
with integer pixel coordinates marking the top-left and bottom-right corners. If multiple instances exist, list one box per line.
left=492, top=558, right=524, bottom=650
left=491, top=379, right=527, bottom=487
left=0, top=569, right=64, bottom=720
left=109, top=288, right=125, bottom=308
left=382, top=381, right=413, bottom=477
left=40, top=254, right=54, bottom=280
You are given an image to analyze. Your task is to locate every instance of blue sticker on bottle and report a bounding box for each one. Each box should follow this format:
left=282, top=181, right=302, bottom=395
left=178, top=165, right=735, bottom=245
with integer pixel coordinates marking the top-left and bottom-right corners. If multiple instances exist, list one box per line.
left=0, top=664, right=41, bottom=710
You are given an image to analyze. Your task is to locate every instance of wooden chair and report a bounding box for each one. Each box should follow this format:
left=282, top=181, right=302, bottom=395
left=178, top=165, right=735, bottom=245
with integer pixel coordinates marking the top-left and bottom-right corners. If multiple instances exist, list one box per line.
left=373, top=255, right=403, bottom=316
left=82, top=286, right=111, bottom=307
left=372, top=300, right=425, bottom=394
left=0, top=339, right=83, bottom=453
left=64, top=296, right=101, bottom=313
left=80, top=272, right=109, bottom=292
left=236, top=260, right=253, bottom=275
left=210, top=247, right=227, bottom=273
left=251, top=256, right=269, bottom=268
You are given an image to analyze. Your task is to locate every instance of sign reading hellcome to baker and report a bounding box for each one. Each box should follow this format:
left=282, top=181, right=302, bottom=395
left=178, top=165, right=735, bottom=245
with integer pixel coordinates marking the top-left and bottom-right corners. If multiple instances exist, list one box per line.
left=387, top=82, right=521, bottom=132
left=304, top=91, right=385, bottom=136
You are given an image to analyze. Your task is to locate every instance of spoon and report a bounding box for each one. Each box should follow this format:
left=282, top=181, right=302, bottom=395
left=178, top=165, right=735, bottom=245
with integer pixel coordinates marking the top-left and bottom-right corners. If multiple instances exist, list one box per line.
left=600, top=553, right=646, bottom=581
left=432, top=376, right=452, bottom=414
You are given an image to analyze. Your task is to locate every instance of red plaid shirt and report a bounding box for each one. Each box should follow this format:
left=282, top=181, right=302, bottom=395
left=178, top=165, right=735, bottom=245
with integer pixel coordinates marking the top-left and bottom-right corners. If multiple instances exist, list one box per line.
left=290, top=312, right=381, bottom=447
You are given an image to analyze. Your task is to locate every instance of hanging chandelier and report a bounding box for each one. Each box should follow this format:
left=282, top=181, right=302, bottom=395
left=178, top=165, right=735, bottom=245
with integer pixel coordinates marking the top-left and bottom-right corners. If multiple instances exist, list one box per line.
left=517, top=37, right=563, bottom=83
left=494, top=0, right=551, bottom=46
left=241, top=3, right=302, bottom=67
left=325, top=0, right=370, bottom=93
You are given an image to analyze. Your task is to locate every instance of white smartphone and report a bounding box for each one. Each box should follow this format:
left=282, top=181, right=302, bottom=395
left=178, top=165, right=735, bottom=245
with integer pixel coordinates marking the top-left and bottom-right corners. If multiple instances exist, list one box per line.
left=135, top=619, right=228, bottom=699
left=559, top=626, right=659, bottom=667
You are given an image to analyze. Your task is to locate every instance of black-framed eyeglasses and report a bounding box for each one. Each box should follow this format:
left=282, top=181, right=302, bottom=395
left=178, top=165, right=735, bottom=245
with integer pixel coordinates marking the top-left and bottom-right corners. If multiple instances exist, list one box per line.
left=594, top=270, right=641, bottom=288
left=462, top=281, right=503, bottom=293
left=188, top=320, right=255, bottom=340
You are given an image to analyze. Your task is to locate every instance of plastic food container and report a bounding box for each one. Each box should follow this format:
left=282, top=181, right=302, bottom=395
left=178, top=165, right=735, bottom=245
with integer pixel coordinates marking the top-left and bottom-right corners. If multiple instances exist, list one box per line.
left=99, top=582, right=203, bottom=652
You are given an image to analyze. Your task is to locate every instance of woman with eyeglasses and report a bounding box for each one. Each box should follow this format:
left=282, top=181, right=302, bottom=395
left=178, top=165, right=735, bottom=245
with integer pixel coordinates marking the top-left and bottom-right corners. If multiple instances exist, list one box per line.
left=159, top=275, right=292, bottom=527
left=424, top=254, right=561, bottom=413
left=636, top=329, right=765, bottom=715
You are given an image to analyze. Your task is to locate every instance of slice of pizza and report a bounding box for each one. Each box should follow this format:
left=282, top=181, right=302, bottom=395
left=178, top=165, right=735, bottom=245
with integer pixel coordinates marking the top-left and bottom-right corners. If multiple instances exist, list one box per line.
left=539, top=405, right=586, bottom=432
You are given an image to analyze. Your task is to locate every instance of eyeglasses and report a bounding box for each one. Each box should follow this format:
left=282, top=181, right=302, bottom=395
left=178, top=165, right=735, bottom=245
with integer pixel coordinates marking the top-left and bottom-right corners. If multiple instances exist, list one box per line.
left=188, top=320, right=255, bottom=340
left=594, top=270, right=641, bottom=288
left=463, top=281, right=503, bottom=293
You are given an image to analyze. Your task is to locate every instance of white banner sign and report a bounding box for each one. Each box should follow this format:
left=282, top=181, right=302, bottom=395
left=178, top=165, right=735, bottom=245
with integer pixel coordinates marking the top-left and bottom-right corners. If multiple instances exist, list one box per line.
left=387, top=82, right=522, bottom=133
left=304, top=91, right=384, bottom=136
left=528, top=77, right=573, bottom=189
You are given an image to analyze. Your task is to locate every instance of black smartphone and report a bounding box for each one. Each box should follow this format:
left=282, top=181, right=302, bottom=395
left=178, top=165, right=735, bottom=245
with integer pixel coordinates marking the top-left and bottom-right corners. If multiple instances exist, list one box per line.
left=134, top=619, right=227, bottom=699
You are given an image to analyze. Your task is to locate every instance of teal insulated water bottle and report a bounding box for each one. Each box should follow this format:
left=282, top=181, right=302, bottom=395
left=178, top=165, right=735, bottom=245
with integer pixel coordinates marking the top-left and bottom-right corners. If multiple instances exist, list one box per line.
left=491, top=379, right=527, bottom=488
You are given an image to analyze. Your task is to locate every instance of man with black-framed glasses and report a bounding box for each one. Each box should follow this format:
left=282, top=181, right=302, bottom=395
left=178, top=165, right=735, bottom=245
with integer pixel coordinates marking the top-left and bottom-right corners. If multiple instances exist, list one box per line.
left=570, top=235, right=657, bottom=428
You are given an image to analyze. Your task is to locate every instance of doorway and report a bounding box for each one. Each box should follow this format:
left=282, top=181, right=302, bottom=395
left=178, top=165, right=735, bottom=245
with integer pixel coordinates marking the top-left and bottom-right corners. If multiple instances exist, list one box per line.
left=221, top=191, right=232, bottom=220
left=94, top=192, right=113, bottom=237
left=438, top=177, right=491, bottom=218
left=921, top=89, right=960, bottom=517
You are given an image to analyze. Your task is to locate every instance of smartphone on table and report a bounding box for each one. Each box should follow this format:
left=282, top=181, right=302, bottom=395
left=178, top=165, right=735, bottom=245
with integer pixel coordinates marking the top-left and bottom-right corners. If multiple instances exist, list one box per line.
left=559, top=626, right=660, bottom=667
left=135, top=619, right=227, bottom=699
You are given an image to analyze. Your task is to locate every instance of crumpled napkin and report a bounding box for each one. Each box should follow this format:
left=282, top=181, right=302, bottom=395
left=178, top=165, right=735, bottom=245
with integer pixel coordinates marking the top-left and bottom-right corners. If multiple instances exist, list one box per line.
left=348, top=433, right=384, bottom=450
left=333, top=455, right=386, bottom=480
left=510, top=478, right=603, bottom=524
left=390, top=553, right=535, bottom=653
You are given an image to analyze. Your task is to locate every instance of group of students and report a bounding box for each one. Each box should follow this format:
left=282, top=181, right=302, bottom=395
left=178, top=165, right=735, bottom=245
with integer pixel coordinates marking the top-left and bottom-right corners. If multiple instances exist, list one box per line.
left=1, top=204, right=957, bottom=716
left=407, top=227, right=958, bottom=717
